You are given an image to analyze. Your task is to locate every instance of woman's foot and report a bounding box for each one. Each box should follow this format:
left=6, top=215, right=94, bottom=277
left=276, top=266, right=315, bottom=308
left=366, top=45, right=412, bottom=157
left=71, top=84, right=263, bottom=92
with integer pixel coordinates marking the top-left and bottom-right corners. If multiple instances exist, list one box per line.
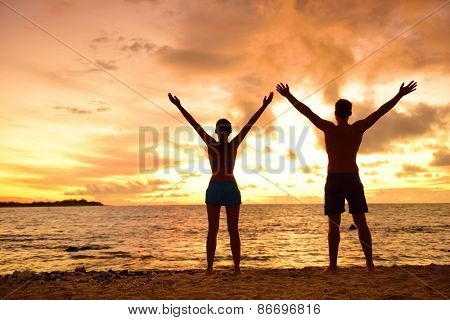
left=367, top=263, right=376, bottom=273
left=204, top=268, right=214, bottom=275
left=322, top=266, right=338, bottom=274
left=233, top=267, right=243, bottom=276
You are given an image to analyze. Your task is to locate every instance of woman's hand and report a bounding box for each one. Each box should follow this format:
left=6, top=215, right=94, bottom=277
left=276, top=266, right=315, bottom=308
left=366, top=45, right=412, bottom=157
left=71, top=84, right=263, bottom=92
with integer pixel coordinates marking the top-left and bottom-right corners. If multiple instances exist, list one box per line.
left=263, top=92, right=274, bottom=106
left=168, top=93, right=181, bottom=107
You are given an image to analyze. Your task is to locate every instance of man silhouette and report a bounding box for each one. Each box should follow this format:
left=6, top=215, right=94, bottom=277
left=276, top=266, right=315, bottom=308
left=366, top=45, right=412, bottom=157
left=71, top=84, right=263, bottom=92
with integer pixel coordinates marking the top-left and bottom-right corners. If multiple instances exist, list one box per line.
left=277, top=81, right=417, bottom=273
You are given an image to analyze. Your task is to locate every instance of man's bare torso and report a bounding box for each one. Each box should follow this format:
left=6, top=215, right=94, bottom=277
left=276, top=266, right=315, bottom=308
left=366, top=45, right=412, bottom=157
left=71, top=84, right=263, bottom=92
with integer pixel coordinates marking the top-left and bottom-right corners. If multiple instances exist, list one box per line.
left=324, top=123, right=364, bottom=173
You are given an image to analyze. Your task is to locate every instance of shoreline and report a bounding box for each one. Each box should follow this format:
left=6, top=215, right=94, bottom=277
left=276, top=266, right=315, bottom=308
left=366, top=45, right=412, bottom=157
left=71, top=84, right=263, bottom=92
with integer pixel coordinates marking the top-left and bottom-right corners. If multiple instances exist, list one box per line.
left=1, top=265, right=448, bottom=299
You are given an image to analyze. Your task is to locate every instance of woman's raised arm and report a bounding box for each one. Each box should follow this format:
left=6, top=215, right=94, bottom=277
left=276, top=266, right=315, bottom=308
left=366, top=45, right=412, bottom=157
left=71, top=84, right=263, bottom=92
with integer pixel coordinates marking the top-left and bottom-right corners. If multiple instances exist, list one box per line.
left=168, top=93, right=215, bottom=145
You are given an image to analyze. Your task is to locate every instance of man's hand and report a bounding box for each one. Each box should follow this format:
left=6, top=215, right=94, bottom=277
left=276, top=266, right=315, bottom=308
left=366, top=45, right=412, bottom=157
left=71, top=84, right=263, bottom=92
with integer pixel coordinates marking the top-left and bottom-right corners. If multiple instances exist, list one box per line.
left=263, top=92, right=274, bottom=106
left=168, top=93, right=181, bottom=107
left=398, top=81, right=417, bottom=97
left=276, top=83, right=290, bottom=97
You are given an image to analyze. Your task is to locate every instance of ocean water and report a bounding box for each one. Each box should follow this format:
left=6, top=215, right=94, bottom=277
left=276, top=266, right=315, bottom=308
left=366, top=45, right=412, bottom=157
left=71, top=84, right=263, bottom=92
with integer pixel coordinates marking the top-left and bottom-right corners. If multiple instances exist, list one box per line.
left=0, top=204, right=448, bottom=274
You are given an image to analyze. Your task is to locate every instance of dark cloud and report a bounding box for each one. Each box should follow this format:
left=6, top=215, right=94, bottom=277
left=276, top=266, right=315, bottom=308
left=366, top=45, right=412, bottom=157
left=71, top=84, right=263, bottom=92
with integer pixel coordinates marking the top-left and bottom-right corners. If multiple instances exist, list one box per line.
left=65, top=179, right=169, bottom=196
left=53, top=106, right=111, bottom=114
left=430, top=148, right=450, bottom=166
left=359, top=103, right=450, bottom=153
left=264, top=146, right=274, bottom=153
left=240, top=184, right=258, bottom=190
left=95, top=107, right=111, bottom=112
left=286, top=148, right=297, bottom=161
left=121, top=39, right=157, bottom=53
left=155, top=46, right=241, bottom=72
left=315, top=103, right=450, bottom=154
left=166, top=192, right=190, bottom=197
left=91, top=36, right=109, bottom=44
left=124, top=0, right=158, bottom=3
left=395, top=164, right=427, bottom=177
left=53, top=106, right=92, bottom=114
left=0, top=132, right=174, bottom=191
left=158, top=0, right=448, bottom=122
left=363, top=170, right=378, bottom=176
left=360, top=160, right=389, bottom=168
left=95, top=59, right=118, bottom=70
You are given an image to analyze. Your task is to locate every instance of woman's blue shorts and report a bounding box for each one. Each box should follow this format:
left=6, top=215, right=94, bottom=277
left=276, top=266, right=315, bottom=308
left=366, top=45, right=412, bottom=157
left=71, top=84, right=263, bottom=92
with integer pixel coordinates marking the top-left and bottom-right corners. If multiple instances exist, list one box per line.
left=205, top=180, right=241, bottom=206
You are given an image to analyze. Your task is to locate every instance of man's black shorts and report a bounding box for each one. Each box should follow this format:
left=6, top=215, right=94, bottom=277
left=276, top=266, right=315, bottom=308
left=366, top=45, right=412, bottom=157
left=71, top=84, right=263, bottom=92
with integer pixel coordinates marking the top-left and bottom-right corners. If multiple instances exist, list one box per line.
left=324, top=172, right=368, bottom=215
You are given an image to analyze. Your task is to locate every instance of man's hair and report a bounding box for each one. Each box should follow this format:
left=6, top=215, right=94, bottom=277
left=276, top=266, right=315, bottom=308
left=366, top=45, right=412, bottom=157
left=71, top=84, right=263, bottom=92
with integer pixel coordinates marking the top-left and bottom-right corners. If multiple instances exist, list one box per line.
left=335, top=99, right=352, bottom=118
left=216, top=118, right=232, bottom=135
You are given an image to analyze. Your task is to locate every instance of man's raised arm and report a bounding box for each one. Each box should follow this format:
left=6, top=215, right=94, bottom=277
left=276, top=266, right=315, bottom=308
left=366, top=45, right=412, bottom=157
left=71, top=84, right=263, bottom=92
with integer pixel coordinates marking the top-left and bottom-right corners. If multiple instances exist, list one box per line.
left=168, top=93, right=215, bottom=145
left=355, top=81, right=417, bottom=131
left=276, top=83, right=333, bottom=131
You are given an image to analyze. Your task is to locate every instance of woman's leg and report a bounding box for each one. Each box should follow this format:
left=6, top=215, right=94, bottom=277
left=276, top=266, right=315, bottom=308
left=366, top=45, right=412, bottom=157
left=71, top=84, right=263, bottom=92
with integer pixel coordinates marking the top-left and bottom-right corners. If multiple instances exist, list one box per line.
left=225, top=204, right=241, bottom=274
left=206, top=204, right=221, bottom=274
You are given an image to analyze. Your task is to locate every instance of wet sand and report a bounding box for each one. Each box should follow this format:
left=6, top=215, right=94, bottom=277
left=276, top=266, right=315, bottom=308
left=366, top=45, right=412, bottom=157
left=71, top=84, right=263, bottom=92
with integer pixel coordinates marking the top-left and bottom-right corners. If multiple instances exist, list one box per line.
left=0, top=265, right=448, bottom=299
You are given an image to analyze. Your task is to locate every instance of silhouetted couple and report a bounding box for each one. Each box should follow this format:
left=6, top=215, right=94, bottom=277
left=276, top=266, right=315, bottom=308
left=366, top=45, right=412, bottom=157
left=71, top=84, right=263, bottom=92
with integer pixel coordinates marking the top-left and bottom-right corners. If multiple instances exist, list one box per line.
left=169, top=80, right=417, bottom=275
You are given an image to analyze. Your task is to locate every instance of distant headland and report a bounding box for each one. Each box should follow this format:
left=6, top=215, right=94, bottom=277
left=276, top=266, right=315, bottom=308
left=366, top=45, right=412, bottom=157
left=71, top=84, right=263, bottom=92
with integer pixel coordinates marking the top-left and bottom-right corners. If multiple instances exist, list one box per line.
left=0, top=199, right=104, bottom=207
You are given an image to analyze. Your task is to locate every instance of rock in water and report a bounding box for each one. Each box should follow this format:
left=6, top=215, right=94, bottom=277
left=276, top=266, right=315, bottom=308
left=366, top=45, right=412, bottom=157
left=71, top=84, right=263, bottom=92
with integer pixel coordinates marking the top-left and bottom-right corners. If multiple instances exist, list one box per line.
left=75, top=266, right=86, bottom=273
left=12, top=270, right=35, bottom=281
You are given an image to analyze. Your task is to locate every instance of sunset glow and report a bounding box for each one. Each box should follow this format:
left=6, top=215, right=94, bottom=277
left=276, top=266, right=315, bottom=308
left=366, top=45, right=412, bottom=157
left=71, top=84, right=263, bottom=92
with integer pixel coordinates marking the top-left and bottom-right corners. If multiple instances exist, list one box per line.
left=0, top=0, right=449, bottom=205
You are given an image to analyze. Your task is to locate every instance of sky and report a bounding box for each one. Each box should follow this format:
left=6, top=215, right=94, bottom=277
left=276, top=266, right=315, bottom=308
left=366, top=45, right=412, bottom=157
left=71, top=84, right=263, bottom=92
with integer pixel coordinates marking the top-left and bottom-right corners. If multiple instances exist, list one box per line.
left=0, top=0, right=449, bottom=205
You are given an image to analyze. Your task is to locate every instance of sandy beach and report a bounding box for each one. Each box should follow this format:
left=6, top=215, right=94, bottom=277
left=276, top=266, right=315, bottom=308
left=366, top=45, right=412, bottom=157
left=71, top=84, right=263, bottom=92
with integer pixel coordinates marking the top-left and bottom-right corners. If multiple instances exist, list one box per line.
left=0, top=265, right=448, bottom=300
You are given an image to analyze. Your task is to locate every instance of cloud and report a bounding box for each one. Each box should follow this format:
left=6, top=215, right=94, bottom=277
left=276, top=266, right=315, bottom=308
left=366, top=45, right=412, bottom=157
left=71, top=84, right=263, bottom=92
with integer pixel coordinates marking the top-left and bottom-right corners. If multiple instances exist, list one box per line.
left=53, top=106, right=110, bottom=114
left=95, top=107, right=111, bottom=112
left=240, top=184, right=258, bottom=190
left=121, top=39, right=157, bottom=53
left=286, top=148, right=297, bottom=161
left=124, top=0, right=158, bottom=3
left=315, top=103, right=450, bottom=154
left=91, top=36, right=109, bottom=44
left=64, top=179, right=169, bottom=196
left=166, top=192, right=190, bottom=198
left=53, top=106, right=92, bottom=114
left=359, top=103, right=450, bottom=153
left=360, top=160, right=389, bottom=168
left=1, top=0, right=449, bottom=205
left=430, top=148, right=450, bottom=166
left=155, top=46, right=242, bottom=73
left=0, top=132, right=173, bottom=192
left=395, top=164, right=427, bottom=177
left=95, top=59, right=118, bottom=70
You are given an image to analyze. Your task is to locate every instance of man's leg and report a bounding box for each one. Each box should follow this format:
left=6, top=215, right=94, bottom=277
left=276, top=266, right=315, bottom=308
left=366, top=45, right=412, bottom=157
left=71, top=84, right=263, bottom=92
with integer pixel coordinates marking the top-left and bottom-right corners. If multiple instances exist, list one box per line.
left=225, top=204, right=241, bottom=275
left=206, top=204, right=221, bottom=274
left=326, top=214, right=341, bottom=273
left=352, top=213, right=375, bottom=272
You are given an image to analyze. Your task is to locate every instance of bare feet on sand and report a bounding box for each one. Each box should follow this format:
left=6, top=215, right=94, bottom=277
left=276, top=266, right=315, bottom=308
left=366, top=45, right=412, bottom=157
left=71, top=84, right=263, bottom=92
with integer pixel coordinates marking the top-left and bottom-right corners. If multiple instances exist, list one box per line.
left=367, top=264, right=376, bottom=273
left=233, top=269, right=243, bottom=276
left=322, top=266, right=338, bottom=274
left=204, top=269, right=214, bottom=275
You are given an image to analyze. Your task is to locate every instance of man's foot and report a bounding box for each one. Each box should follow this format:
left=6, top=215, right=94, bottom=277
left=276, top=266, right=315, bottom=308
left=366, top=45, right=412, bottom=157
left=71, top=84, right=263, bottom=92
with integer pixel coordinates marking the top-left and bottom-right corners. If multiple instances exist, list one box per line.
left=367, top=264, right=376, bottom=273
left=233, top=268, right=243, bottom=276
left=322, top=266, right=338, bottom=274
left=204, top=268, right=214, bottom=275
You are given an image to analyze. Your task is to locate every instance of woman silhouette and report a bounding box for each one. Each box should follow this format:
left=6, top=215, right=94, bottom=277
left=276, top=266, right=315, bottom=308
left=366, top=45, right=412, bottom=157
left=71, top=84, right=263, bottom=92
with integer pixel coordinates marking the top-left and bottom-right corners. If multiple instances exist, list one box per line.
left=168, top=92, right=273, bottom=275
